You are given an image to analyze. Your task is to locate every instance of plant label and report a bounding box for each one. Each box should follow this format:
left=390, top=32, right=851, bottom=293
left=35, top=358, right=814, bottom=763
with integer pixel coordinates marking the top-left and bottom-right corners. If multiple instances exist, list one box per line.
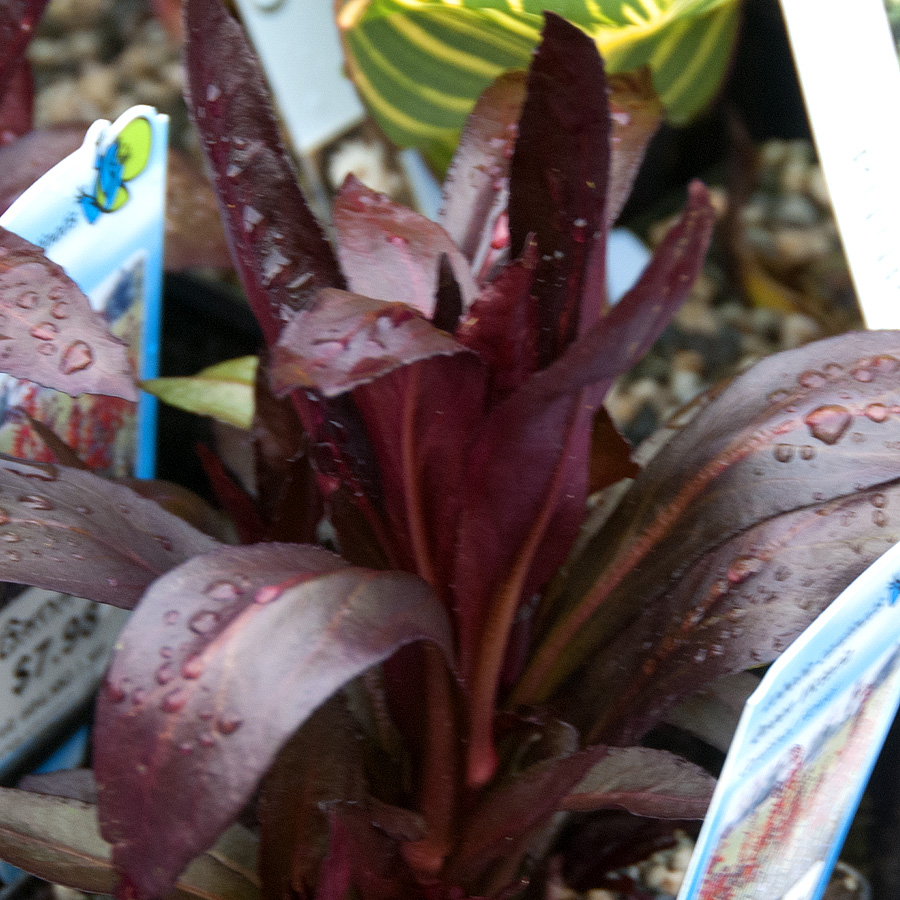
left=0, top=107, right=166, bottom=780
left=679, top=538, right=900, bottom=900
left=780, top=0, right=900, bottom=330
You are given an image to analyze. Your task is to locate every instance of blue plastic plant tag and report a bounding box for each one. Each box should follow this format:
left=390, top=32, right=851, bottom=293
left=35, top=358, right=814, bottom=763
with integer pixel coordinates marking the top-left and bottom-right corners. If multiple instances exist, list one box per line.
left=0, top=105, right=167, bottom=478
left=0, top=107, right=166, bottom=780
left=679, top=539, right=900, bottom=900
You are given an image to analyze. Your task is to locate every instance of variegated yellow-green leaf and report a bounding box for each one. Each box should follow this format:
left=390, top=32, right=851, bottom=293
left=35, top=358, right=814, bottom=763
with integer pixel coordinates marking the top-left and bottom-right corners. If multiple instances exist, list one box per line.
left=142, top=355, right=258, bottom=430
left=336, top=0, right=740, bottom=170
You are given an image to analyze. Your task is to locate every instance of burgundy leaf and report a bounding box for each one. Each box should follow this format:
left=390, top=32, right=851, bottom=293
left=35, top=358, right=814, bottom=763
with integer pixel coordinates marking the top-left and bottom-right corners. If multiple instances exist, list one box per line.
left=10, top=409, right=89, bottom=469
left=605, top=70, right=664, bottom=228
left=184, top=0, right=343, bottom=346
left=270, top=288, right=474, bottom=397
left=0, top=454, right=216, bottom=607
left=439, top=72, right=526, bottom=276
left=0, top=1, right=48, bottom=106
left=333, top=177, right=477, bottom=317
left=196, top=443, right=267, bottom=544
left=164, top=148, right=231, bottom=272
left=94, top=543, right=453, bottom=900
left=444, top=744, right=607, bottom=886
left=0, top=227, right=138, bottom=400
left=0, top=60, right=33, bottom=146
left=522, top=330, right=900, bottom=711
left=258, top=698, right=365, bottom=900
left=561, top=747, right=715, bottom=819
left=578, top=483, right=900, bottom=745
left=0, top=125, right=85, bottom=215
left=589, top=408, right=640, bottom=494
left=507, top=13, right=610, bottom=364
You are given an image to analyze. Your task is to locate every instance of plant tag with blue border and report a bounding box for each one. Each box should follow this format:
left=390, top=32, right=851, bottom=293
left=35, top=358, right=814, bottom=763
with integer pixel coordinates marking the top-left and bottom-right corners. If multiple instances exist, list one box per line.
left=679, top=539, right=900, bottom=900
left=0, top=106, right=166, bottom=779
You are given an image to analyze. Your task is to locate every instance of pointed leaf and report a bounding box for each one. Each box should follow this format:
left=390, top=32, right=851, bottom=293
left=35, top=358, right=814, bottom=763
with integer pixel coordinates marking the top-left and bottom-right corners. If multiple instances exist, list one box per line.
left=94, top=542, right=453, bottom=900
left=439, top=72, right=526, bottom=273
left=185, top=0, right=343, bottom=346
left=562, top=747, right=715, bottom=819
left=0, top=455, right=217, bottom=608
left=0, top=787, right=259, bottom=900
left=525, top=330, right=900, bottom=710
left=0, top=227, right=138, bottom=400
left=143, top=356, right=258, bottom=429
left=334, top=176, right=477, bottom=316
left=507, top=14, right=610, bottom=364
left=270, top=288, right=473, bottom=397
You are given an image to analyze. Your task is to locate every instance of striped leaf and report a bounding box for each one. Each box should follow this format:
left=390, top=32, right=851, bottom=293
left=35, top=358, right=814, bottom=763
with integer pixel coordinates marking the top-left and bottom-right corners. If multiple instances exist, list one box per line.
left=336, top=0, right=740, bottom=170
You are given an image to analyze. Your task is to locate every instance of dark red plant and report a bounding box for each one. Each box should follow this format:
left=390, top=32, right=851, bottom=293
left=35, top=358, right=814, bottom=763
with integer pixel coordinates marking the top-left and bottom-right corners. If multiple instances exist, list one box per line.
left=0, top=3, right=897, bottom=900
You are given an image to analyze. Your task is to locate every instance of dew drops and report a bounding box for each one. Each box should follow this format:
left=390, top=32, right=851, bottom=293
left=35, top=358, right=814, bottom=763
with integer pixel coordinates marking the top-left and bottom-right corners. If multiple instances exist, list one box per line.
left=824, top=363, right=844, bottom=377
left=36, top=343, right=54, bottom=356
left=767, top=389, right=791, bottom=404
left=873, top=493, right=888, bottom=509
left=874, top=510, right=889, bottom=527
left=160, top=687, right=188, bottom=713
left=105, top=678, right=128, bottom=703
left=179, top=742, right=194, bottom=756
left=206, top=83, right=221, bottom=102
left=254, top=585, right=282, bottom=605
left=0, top=532, right=19, bottom=543
left=805, top=405, right=852, bottom=444
left=29, top=322, right=57, bottom=341
left=798, top=370, right=826, bottom=389
left=851, top=367, right=874, bottom=383
left=242, top=206, right=263, bottom=232
left=182, top=656, right=204, bottom=680
left=18, top=494, right=52, bottom=510
left=774, top=566, right=791, bottom=582
left=188, top=610, right=219, bottom=634
left=16, top=291, right=38, bottom=309
left=0, top=509, right=11, bottom=526
left=59, top=340, right=94, bottom=374
left=873, top=355, right=900, bottom=373
left=866, top=403, right=889, bottom=423
left=774, top=443, right=794, bottom=463
left=261, top=248, right=289, bottom=285
left=387, top=234, right=408, bottom=247
left=206, top=579, right=242, bottom=601
left=799, top=445, right=815, bottom=460
left=156, top=663, right=175, bottom=685
left=131, top=688, right=147, bottom=706
left=106, top=577, right=118, bottom=588
left=198, top=733, right=215, bottom=748
left=154, top=534, right=173, bottom=552
left=216, top=716, right=242, bottom=735
left=5, top=550, right=20, bottom=561
left=50, top=301, right=68, bottom=319
left=693, top=648, right=707, bottom=663
left=163, top=610, right=179, bottom=625
left=75, top=504, right=91, bottom=515
left=159, top=646, right=173, bottom=659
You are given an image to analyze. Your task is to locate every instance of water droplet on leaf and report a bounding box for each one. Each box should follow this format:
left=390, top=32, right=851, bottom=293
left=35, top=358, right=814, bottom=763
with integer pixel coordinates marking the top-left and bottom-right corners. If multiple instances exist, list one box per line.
left=866, top=403, right=889, bottom=423
left=798, top=370, right=826, bottom=389
left=18, top=494, right=52, bottom=510
left=160, top=687, right=188, bottom=713
left=59, top=341, right=94, bottom=374
left=164, top=610, right=179, bottom=625
left=206, top=579, right=242, bottom=601
left=774, top=444, right=794, bottom=462
left=805, top=405, right=852, bottom=444
left=30, top=322, right=57, bottom=341
left=156, top=663, right=174, bottom=685
left=188, top=610, right=219, bottom=634
left=182, top=656, right=204, bottom=680
left=216, top=716, right=242, bottom=735
left=874, top=510, right=889, bottom=527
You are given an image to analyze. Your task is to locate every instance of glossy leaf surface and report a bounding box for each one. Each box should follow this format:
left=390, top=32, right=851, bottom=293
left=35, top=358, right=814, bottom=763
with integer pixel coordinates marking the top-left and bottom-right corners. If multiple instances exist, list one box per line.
left=0, top=455, right=217, bottom=608
left=333, top=176, right=477, bottom=316
left=0, top=787, right=259, bottom=900
left=185, top=0, right=343, bottom=346
left=561, top=747, right=715, bottom=818
left=143, top=356, right=258, bottom=430
left=94, top=543, right=453, bottom=899
left=0, top=228, right=137, bottom=400
left=523, top=331, right=900, bottom=713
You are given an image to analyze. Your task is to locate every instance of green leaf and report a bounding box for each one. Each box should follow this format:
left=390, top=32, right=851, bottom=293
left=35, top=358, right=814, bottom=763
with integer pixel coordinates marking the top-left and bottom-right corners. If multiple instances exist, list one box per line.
left=336, top=0, right=740, bottom=169
left=142, top=356, right=258, bottom=430
left=0, top=786, right=260, bottom=900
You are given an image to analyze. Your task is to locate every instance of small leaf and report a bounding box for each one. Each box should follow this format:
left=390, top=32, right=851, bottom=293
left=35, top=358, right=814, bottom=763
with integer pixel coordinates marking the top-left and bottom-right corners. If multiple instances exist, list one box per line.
left=143, top=356, right=258, bottom=429
left=561, top=747, right=715, bottom=819
left=0, top=787, right=259, bottom=900
left=0, top=227, right=138, bottom=400
left=185, top=0, right=344, bottom=346
left=0, top=454, right=217, bottom=608
left=94, top=542, right=453, bottom=900
left=270, top=288, right=473, bottom=397
left=439, top=72, right=526, bottom=273
left=334, top=176, right=477, bottom=317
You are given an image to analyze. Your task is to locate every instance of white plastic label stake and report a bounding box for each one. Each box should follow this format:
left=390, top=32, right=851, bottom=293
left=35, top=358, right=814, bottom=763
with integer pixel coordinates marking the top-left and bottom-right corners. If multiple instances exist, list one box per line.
left=232, top=0, right=364, bottom=154
left=780, top=0, right=900, bottom=330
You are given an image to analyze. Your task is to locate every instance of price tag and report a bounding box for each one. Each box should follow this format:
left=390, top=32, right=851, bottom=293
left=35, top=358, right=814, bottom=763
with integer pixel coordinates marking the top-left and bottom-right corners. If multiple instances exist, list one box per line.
left=0, top=589, right=126, bottom=771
